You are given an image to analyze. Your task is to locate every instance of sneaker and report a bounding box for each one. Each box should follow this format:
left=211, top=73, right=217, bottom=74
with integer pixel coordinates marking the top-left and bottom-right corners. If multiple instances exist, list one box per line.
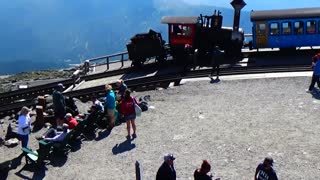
left=306, top=89, right=313, bottom=93
left=126, top=135, right=131, bottom=140
left=132, top=133, right=137, bottom=139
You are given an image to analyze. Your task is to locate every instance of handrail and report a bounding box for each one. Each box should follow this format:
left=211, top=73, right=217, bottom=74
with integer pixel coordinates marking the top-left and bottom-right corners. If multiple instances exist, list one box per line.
left=83, top=51, right=129, bottom=71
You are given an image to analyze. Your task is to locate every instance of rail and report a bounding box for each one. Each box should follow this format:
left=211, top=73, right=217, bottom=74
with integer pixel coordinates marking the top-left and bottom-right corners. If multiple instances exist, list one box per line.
left=83, top=51, right=129, bottom=73
left=0, top=64, right=312, bottom=116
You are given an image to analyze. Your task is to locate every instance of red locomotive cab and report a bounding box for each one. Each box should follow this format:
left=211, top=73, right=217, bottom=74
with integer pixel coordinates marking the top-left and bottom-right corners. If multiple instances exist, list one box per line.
left=169, top=24, right=195, bottom=46
left=161, top=16, right=200, bottom=48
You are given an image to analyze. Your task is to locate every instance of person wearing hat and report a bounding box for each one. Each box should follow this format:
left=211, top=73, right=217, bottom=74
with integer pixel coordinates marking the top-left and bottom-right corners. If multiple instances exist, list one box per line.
left=115, top=79, right=127, bottom=99
left=65, top=113, right=78, bottom=130
left=17, top=106, right=31, bottom=148
left=254, top=157, right=278, bottom=180
left=105, top=84, right=116, bottom=130
left=53, top=83, right=66, bottom=127
left=156, top=153, right=176, bottom=180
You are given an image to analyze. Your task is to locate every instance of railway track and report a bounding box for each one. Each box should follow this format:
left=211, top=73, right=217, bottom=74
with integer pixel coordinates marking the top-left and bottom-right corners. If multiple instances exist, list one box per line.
left=0, top=48, right=314, bottom=106
left=0, top=64, right=311, bottom=116
left=0, top=67, right=131, bottom=106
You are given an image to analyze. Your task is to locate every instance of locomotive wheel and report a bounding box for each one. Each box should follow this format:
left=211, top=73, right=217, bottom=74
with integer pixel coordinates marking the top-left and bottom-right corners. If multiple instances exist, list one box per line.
left=132, top=60, right=142, bottom=68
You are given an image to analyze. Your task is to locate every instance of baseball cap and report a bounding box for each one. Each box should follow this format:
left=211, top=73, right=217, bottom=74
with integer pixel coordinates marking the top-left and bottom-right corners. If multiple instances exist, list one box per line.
left=164, top=153, right=176, bottom=161
left=65, top=113, right=72, bottom=119
left=264, top=156, right=274, bottom=166
left=57, top=83, right=65, bottom=88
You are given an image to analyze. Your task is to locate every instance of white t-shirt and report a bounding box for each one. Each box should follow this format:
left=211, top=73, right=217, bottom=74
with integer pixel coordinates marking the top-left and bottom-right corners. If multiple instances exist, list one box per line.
left=18, top=114, right=31, bottom=135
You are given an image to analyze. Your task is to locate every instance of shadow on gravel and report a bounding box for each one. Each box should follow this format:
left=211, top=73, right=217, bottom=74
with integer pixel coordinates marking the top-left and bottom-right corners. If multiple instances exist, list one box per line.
left=210, top=78, right=220, bottom=84
left=15, top=165, right=46, bottom=180
left=0, top=153, right=24, bottom=180
left=49, top=155, right=68, bottom=167
left=95, top=129, right=110, bottom=141
left=70, top=139, right=82, bottom=152
left=112, top=138, right=136, bottom=155
left=311, top=89, right=320, bottom=100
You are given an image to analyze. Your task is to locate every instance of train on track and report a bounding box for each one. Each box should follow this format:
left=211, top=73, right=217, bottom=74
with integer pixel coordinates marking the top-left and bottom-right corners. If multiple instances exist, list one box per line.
left=126, top=0, right=320, bottom=67
left=127, top=9, right=244, bottom=68
left=250, top=7, right=320, bottom=50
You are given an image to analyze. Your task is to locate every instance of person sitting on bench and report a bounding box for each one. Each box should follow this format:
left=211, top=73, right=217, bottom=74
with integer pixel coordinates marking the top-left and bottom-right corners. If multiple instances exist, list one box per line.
left=65, top=113, right=78, bottom=130
left=42, top=124, right=70, bottom=142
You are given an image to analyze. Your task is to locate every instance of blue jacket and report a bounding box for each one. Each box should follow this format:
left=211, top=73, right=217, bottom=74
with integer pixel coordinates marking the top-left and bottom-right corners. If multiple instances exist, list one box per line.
left=105, top=90, right=116, bottom=109
left=314, top=60, right=320, bottom=75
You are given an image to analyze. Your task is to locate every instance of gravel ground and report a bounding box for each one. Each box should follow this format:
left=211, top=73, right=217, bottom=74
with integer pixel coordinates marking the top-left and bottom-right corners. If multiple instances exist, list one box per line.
left=1, top=76, right=320, bottom=180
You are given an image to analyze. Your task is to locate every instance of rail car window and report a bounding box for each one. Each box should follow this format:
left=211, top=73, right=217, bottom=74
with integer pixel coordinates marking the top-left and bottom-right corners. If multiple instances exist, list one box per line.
left=171, top=25, right=192, bottom=36
left=270, top=23, right=279, bottom=35
left=282, top=22, right=292, bottom=35
left=307, top=20, right=316, bottom=34
left=294, top=21, right=304, bottom=34
left=257, top=23, right=266, bottom=35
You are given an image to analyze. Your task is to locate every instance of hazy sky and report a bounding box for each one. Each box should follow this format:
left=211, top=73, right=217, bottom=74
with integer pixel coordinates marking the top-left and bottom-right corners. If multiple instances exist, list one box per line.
left=182, top=0, right=320, bottom=10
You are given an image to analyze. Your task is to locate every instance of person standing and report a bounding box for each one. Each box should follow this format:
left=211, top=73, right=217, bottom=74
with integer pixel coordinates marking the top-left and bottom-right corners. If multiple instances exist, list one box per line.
left=105, top=84, right=116, bottom=129
left=17, top=106, right=31, bottom=148
left=308, top=53, right=320, bottom=92
left=156, top=153, right=176, bottom=180
left=120, top=89, right=137, bottom=139
left=254, top=157, right=278, bottom=180
left=209, top=46, right=223, bottom=82
left=115, top=79, right=127, bottom=99
left=53, top=83, right=66, bottom=127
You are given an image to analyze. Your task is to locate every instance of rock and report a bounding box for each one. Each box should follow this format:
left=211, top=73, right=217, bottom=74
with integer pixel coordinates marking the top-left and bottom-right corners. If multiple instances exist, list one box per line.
left=46, top=103, right=54, bottom=110
left=3, top=116, right=11, bottom=121
left=4, top=138, right=19, bottom=147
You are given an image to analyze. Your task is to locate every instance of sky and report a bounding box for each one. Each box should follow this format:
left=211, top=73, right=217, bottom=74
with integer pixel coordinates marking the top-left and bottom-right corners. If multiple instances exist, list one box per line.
left=182, top=0, right=320, bottom=10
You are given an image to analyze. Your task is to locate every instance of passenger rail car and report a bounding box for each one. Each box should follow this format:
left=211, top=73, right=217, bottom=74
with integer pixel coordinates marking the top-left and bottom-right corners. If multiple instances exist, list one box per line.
left=251, top=7, right=320, bottom=50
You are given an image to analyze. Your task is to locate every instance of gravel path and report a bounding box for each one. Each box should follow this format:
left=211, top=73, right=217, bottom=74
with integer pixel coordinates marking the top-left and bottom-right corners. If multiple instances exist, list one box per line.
left=1, top=76, right=320, bottom=180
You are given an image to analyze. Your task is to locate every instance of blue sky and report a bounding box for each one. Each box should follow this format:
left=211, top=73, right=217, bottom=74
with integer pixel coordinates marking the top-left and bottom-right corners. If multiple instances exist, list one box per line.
left=182, top=0, right=320, bottom=10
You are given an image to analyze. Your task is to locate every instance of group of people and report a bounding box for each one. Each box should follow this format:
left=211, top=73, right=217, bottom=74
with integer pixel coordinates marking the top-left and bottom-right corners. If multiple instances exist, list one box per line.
left=156, top=154, right=278, bottom=180
left=104, top=79, right=138, bottom=139
left=16, top=78, right=139, bottom=149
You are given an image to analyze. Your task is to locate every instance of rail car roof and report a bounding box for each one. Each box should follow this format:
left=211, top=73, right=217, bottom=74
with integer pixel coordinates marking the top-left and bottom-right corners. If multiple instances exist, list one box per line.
left=161, top=16, right=200, bottom=24
left=250, top=7, right=320, bottom=21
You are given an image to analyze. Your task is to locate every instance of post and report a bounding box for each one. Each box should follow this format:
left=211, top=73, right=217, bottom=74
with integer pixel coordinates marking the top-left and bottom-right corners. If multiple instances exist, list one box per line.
left=84, top=60, right=90, bottom=75
left=135, top=161, right=142, bottom=180
left=107, top=57, right=110, bottom=70
left=36, top=105, right=44, bottom=127
left=72, top=70, right=81, bottom=87
left=121, top=53, right=124, bottom=67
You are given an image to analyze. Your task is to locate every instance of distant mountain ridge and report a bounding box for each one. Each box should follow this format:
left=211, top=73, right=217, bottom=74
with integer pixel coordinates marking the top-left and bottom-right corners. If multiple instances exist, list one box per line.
left=0, top=0, right=251, bottom=74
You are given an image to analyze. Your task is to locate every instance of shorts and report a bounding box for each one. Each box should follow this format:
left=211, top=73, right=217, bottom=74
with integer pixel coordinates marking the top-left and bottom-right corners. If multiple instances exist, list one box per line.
left=124, top=114, right=136, bottom=122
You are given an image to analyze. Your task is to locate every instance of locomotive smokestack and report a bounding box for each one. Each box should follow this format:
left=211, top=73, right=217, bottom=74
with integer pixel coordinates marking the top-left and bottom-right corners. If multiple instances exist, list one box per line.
left=230, top=0, right=246, bottom=31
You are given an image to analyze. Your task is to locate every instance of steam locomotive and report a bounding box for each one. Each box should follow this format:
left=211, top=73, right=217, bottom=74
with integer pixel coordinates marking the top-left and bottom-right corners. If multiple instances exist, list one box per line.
left=126, top=11, right=244, bottom=68
left=126, top=0, right=246, bottom=68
